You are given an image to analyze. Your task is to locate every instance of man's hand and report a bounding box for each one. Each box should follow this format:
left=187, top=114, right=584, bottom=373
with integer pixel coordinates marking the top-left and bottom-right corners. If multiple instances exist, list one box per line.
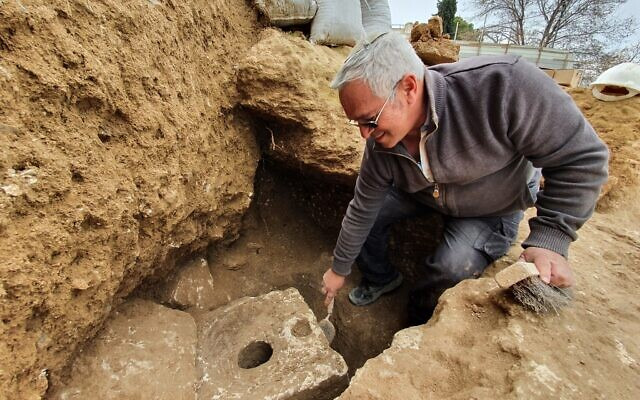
left=322, top=268, right=346, bottom=306
left=519, top=247, right=574, bottom=287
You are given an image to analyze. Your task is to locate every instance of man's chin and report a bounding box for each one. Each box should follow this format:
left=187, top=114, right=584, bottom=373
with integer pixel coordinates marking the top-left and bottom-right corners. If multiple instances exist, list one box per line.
left=376, top=136, right=397, bottom=149
left=374, top=132, right=389, bottom=147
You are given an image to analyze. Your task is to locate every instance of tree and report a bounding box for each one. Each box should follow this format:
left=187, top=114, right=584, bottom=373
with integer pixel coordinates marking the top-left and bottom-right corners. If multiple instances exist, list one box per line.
left=452, top=16, right=480, bottom=41
left=438, top=0, right=458, bottom=36
left=472, top=0, right=639, bottom=83
left=578, top=41, right=640, bottom=83
left=472, top=0, right=535, bottom=45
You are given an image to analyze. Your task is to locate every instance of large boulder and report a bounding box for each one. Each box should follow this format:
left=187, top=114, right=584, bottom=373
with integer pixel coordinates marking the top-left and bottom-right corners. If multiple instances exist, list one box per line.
left=237, top=28, right=363, bottom=184
left=0, top=1, right=260, bottom=397
left=197, top=288, right=348, bottom=399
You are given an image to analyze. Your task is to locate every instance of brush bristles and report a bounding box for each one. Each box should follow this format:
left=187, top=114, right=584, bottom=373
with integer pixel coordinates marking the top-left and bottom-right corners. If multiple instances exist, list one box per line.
left=511, top=276, right=573, bottom=314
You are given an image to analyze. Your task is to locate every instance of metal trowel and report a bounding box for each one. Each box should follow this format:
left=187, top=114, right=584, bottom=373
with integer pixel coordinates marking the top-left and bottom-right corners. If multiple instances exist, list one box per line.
left=318, top=298, right=335, bottom=343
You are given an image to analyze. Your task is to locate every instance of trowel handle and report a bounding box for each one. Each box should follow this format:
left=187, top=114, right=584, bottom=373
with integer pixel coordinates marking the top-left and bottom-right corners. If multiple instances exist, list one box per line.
left=327, top=297, right=334, bottom=317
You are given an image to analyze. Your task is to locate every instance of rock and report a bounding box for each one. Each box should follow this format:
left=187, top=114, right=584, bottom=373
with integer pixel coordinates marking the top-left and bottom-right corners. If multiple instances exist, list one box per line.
left=237, top=28, right=363, bottom=184
left=412, top=39, right=460, bottom=65
left=196, top=288, right=348, bottom=400
left=409, top=17, right=460, bottom=66
left=51, top=299, right=198, bottom=400
left=410, top=23, right=430, bottom=42
left=246, top=241, right=263, bottom=253
left=427, top=16, right=443, bottom=38
left=221, top=252, right=248, bottom=271
left=159, top=257, right=216, bottom=310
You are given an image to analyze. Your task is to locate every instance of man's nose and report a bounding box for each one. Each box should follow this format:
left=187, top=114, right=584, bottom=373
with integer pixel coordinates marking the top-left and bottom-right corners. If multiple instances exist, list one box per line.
left=359, top=125, right=372, bottom=139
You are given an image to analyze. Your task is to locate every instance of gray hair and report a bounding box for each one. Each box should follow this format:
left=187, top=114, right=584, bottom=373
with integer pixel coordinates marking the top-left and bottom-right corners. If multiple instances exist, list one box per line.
left=330, top=31, right=425, bottom=98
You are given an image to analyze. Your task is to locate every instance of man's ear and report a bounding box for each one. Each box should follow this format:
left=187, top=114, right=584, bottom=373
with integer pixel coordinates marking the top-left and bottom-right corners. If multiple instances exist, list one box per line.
left=399, top=73, right=419, bottom=105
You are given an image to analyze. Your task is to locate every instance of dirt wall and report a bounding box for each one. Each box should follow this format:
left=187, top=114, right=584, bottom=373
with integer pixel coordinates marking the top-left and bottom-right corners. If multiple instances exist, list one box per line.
left=569, top=88, right=640, bottom=211
left=0, top=1, right=260, bottom=397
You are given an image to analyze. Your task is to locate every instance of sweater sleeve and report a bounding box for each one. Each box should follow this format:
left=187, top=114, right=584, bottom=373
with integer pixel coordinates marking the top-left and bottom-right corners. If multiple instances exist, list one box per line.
left=505, top=58, right=609, bottom=257
left=332, top=141, right=392, bottom=275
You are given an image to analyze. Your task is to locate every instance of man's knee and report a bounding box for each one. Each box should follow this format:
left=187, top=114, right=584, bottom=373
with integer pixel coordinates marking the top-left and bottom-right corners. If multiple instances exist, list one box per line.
left=407, top=247, right=489, bottom=326
left=430, top=242, right=491, bottom=282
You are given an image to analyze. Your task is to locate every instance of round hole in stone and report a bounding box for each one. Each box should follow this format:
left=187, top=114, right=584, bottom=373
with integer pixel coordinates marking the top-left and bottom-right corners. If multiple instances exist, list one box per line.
left=238, top=341, right=273, bottom=369
left=292, top=318, right=312, bottom=337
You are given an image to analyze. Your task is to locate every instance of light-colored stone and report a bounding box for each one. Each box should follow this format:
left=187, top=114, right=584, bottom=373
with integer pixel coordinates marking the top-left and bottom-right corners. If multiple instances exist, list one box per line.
left=410, top=19, right=460, bottom=66
left=427, top=15, right=443, bottom=38
left=495, top=261, right=539, bottom=288
left=237, top=28, right=362, bottom=184
left=410, top=23, right=430, bottom=42
left=160, top=257, right=216, bottom=310
left=197, top=288, right=348, bottom=400
left=411, top=39, right=460, bottom=65
left=51, top=299, right=198, bottom=400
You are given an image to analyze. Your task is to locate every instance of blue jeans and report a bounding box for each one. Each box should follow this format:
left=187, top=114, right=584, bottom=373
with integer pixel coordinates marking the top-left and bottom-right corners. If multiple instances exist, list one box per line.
left=355, top=187, right=530, bottom=325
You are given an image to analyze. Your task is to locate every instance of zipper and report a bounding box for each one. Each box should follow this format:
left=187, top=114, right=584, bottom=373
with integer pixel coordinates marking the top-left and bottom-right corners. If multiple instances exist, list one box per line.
left=372, top=85, right=446, bottom=205
left=389, top=152, right=426, bottom=175
left=435, top=182, right=445, bottom=208
left=379, top=150, right=445, bottom=206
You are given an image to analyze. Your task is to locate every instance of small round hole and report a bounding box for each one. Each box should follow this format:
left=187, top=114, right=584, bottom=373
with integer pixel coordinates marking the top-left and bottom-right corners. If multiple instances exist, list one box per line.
left=292, top=318, right=312, bottom=337
left=238, top=341, right=273, bottom=369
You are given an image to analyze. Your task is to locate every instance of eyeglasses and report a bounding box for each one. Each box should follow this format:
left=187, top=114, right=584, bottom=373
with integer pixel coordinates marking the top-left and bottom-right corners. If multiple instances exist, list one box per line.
left=347, top=81, right=399, bottom=130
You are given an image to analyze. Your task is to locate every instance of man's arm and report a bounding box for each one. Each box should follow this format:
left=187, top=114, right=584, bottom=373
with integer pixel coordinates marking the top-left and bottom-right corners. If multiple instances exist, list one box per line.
left=506, top=59, right=609, bottom=284
left=323, top=142, right=392, bottom=303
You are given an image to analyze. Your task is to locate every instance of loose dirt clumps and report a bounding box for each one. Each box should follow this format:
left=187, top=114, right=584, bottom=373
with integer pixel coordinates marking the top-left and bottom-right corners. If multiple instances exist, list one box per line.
left=410, top=16, right=460, bottom=65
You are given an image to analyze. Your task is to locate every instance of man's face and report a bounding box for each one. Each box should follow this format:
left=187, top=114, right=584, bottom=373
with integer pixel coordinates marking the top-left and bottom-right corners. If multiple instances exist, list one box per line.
left=339, top=79, right=410, bottom=148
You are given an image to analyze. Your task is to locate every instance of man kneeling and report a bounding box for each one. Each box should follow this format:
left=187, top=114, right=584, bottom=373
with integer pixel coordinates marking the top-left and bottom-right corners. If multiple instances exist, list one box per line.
left=321, top=32, right=608, bottom=326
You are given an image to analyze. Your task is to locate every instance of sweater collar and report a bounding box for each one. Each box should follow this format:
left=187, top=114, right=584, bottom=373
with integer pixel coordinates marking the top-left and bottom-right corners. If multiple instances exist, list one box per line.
left=421, top=67, right=446, bottom=134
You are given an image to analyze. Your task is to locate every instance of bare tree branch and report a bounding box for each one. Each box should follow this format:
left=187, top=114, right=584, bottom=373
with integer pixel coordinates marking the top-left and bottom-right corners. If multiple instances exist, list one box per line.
left=471, top=0, right=639, bottom=84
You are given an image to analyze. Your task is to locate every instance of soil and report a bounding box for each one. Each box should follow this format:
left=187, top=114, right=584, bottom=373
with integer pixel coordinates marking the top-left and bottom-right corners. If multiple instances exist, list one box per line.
left=197, top=166, right=411, bottom=377
left=0, top=1, right=261, bottom=397
left=568, top=88, right=640, bottom=211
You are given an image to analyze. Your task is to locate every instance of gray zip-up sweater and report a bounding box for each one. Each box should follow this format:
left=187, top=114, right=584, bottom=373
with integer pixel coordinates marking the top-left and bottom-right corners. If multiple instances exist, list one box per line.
left=332, top=55, right=609, bottom=276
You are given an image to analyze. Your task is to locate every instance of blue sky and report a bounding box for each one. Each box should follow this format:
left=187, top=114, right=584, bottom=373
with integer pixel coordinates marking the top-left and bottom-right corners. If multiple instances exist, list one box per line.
left=389, top=0, right=640, bottom=45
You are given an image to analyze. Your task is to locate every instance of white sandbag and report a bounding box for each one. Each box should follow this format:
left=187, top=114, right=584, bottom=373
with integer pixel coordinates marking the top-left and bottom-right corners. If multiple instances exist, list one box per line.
left=310, top=0, right=364, bottom=46
left=254, top=0, right=318, bottom=26
left=360, top=0, right=391, bottom=36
